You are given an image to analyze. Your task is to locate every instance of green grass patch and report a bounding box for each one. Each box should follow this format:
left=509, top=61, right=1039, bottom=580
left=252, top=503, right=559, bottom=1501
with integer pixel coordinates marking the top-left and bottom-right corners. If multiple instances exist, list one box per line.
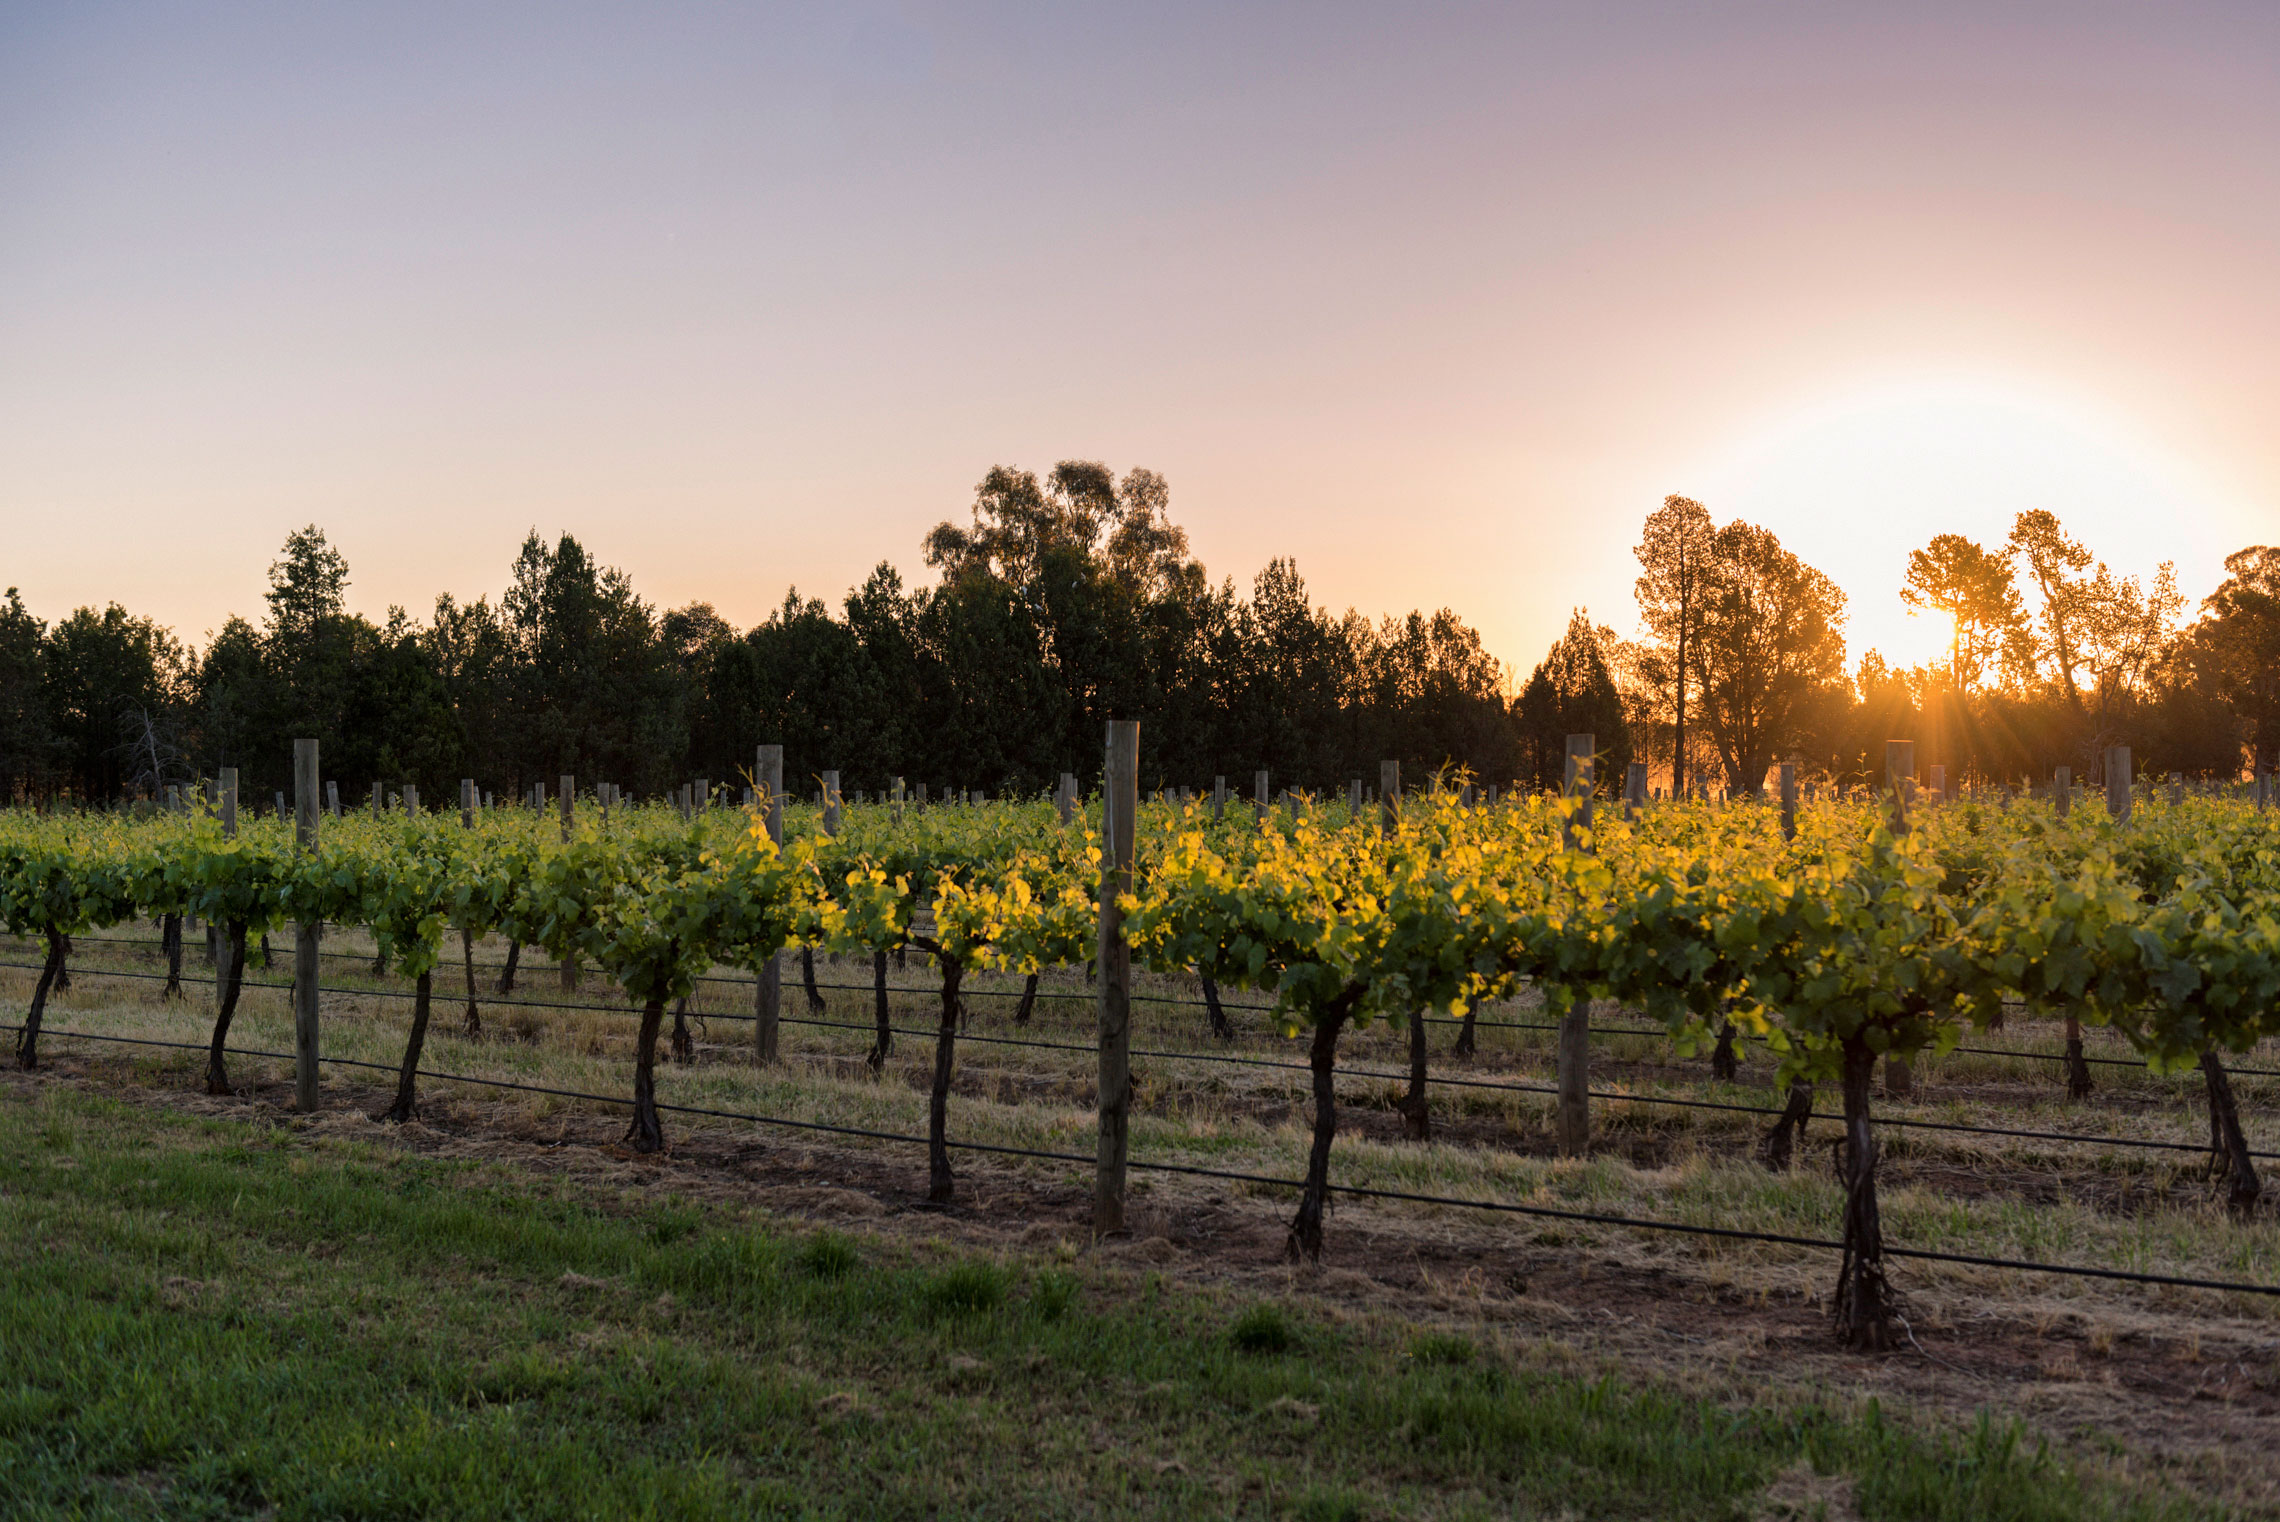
left=0, top=1086, right=2216, bottom=1520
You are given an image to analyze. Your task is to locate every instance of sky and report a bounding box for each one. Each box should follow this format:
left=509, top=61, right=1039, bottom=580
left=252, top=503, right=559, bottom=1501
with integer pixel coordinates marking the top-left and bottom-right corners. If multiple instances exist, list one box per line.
left=5, top=1, right=2278, bottom=679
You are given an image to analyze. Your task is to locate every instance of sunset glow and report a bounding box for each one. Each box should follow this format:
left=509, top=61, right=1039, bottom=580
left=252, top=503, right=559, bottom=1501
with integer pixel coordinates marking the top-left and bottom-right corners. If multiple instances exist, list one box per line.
left=1694, top=379, right=2245, bottom=673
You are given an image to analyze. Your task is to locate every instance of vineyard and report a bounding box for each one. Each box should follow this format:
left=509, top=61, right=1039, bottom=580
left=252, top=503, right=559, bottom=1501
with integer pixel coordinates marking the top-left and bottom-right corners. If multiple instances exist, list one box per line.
left=6, top=735, right=2278, bottom=1375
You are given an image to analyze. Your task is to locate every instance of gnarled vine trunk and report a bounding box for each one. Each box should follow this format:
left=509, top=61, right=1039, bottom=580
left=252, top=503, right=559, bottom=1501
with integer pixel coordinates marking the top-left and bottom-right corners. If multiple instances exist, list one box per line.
left=496, top=940, right=520, bottom=996
left=802, top=945, right=825, bottom=1013
left=1710, top=1020, right=1738, bottom=1082
left=2202, top=1049, right=2261, bottom=1214
left=1014, top=972, right=1040, bottom=1025
left=162, top=914, right=184, bottom=1000
left=670, top=997, right=693, bottom=1062
left=1834, top=1039, right=1892, bottom=1351
left=865, top=950, right=894, bottom=1072
left=374, top=970, right=433, bottom=1124
left=1201, top=975, right=1231, bottom=1039
left=927, top=953, right=964, bottom=1202
left=2064, top=1015, right=2093, bottom=1100
left=460, top=929, right=481, bottom=1037
left=1287, top=994, right=1358, bottom=1263
left=14, top=928, right=66, bottom=1070
left=1759, top=1078, right=1814, bottom=1170
left=203, top=921, right=248, bottom=1095
left=1452, top=1005, right=1477, bottom=1059
left=1399, top=1006, right=1430, bottom=1141
left=626, top=995, right=667, bottom=1153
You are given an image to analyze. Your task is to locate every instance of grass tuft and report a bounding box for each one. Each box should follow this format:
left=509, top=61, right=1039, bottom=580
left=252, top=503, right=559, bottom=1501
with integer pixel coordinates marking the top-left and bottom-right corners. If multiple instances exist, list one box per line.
left=1229, top=1303, right=1299, bottom=1355
left=918, top=1260, right=1007, bottom=1316
left=795, top=1231, right=861, bottom=1279
left=1408, top=1330, right=1477, bottom=1366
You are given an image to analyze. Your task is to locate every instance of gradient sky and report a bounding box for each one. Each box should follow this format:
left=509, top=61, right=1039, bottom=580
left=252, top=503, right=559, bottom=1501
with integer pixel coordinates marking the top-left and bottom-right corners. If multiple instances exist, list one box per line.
left=5, top=2, right=2277, bottom=679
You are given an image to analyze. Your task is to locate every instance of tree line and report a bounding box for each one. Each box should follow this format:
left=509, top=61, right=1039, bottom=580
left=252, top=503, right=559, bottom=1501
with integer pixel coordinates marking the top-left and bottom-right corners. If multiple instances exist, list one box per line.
left=1573, top=496, right=2271, bottom=794
left=2, top=464, right=2273, bottom=808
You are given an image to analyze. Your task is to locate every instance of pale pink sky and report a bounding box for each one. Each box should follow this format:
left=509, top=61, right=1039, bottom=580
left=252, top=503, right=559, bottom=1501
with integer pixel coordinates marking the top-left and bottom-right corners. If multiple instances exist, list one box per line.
left=4, top=3, right=2276, bottom=676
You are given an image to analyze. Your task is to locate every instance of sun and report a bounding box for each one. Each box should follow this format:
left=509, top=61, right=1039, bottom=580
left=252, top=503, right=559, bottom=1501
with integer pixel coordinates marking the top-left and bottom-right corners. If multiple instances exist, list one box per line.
left=1686, top=378, right=2246, bottom=676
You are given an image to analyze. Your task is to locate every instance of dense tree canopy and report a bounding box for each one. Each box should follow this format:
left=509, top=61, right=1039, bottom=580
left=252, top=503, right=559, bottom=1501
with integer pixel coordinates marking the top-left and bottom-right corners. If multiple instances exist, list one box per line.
left=2, top=468, right=2267, bottom=809
left=0, top=469, right=1519, bottom=806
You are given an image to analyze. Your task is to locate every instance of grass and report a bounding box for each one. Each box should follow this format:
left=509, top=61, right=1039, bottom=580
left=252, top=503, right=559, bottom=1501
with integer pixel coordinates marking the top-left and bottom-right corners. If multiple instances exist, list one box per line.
left=0, top=1083, right=2220, bottom=1520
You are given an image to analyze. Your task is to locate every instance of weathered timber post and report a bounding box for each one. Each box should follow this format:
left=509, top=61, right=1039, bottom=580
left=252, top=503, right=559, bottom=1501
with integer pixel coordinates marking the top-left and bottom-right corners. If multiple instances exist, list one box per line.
left=558, top=775, right=579, bottom=989
left=1779, top=760, right=1798, bottom=843
left=1625, top=761, right=1647, bottom=822
left=2054, top=765, right=2072, bottom=820
left=824, top=770, right=841, bottom=835
left=325, top=780, right=339, bottom=818
left=1379, top=760, right=1399, bottom=838
left=1882, top=741, right=1915, bottom=1099
left=2105, top=746, right=2131, bottom=822
left=1253, top=768, right=1268, bottom=825
left=1096, top=720, right=1139, bottom=1236
left=1884, top=740, right=1913, bottom=836
left=1557, top=735, right=1595, bottom=1154
left=292, top=740, right=322, bottom=1112
left=756, top=745, right=784, bottom=1064
left=1212, top=775, right=1226, bottom=823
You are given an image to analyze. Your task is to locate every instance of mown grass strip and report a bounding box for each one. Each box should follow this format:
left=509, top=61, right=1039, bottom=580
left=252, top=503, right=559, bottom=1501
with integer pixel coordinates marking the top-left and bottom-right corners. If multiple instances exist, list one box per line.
left=0, top=1085, right=2217, bottom=1520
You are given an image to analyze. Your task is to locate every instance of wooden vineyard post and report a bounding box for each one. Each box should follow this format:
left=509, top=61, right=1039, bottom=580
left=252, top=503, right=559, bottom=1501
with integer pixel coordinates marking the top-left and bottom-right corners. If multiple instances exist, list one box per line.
left=2105, top=746, right=2131, bottom=823
left=1557, top=735, right=1594, bottom=1154
left=1625, top=761, right=1647, bottom=822
left=558, top=776, right=578, bottom=990
left=1379, top=759, right=1399, bottom=838
left=403, top=783, right=419, bottom=814
left=824, top=771, right=842, bottom=835
left=1779, top=760, right=1798, bottom=842
left=1884, top=741, right=1914, bottom=834
left=1212, top=775, right=1225, bottom=823
left=1253, top=769, right=1268, bottom=825
left=2054, top=765, right=2072, bottom=820
left=1056, top=772, right=1075, bottom=826
left=1095, top=719, right=1139, bottom=1237
left=292, top=739, right=322, bottom=1112
left=754, top=745, right=784, bottom=1064
left=2258, top=771, right=2271, bottom=812
left=325, top=780, right=339, bottom=818
left=210, top=772, right=233, bottom=969
left=1561, top=735, right=1594, bottom=851
left=1881, top=741, right=1916, bottom=1098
